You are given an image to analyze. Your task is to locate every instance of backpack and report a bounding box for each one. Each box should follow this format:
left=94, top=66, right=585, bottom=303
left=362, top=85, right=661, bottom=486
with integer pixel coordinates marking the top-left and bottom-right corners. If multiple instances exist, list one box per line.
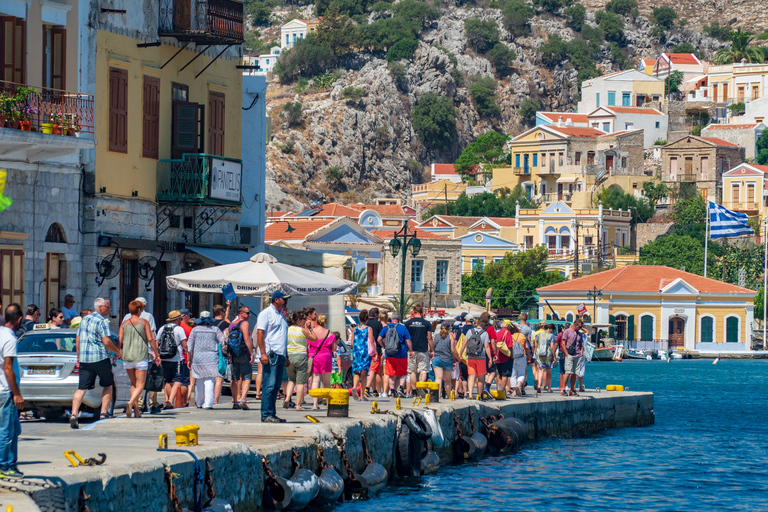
left=384, top=324, right=401, bottom=356
left=157, top=325, right=178, bottom=359
left=536, top=332, right=550, bottom=357
left=512, top=334, right=526, bottom=359
left=466, top=329, right=484, bottom=357
left=565, top=330, right=578, bottom=356
left=227, top=323, right=247, bottom=357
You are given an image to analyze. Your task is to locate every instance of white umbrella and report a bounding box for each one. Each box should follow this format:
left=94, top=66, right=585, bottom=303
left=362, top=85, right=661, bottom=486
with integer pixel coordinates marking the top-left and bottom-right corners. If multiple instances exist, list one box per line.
left=166, top=252, right=358, bottom=296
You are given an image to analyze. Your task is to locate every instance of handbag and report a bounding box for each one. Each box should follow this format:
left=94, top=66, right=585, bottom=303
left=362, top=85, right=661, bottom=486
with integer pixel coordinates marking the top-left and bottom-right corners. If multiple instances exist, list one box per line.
left=144, top=361, right=164, bottom=392
left=365, top=327, right=376, bottom=357
left=217, top=344, right=227, bottom=376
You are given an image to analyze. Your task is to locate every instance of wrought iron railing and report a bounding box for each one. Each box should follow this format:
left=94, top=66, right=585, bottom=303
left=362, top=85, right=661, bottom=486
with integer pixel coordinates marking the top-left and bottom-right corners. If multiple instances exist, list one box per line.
left=158, top=0, right=244, bottom=42
left=0, top=80, right=94, bottom=135
left=157, top=153, right=242, bottom=204
left=513, top=167, right=529, bottom=175
left=677, top=173, right=696, bottom=182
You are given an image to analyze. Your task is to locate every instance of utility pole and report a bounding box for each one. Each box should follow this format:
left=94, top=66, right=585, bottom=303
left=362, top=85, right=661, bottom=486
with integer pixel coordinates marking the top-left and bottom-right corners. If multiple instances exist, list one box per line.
left=444, top=182, right=448, bottom=216
left=574, top=222, right=579, bottom=278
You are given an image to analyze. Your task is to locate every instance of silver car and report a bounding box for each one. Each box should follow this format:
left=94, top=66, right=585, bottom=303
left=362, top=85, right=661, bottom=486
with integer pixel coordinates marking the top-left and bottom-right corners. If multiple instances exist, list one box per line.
left=17, top=327, right=131, bottom=419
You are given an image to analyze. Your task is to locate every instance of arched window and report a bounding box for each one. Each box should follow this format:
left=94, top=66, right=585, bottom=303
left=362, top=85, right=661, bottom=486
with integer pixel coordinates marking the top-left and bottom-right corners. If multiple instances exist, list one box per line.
left=566, top=313, right=574, bottom=322
left=726, top=316, right=739, bottom=343
left=640, top=315, right=654, bottom=341
left=700, top=316, right=714, bottom=343
left=615, top=314, right=628, bottom=340
left=45, top=223, right=66, bottom=243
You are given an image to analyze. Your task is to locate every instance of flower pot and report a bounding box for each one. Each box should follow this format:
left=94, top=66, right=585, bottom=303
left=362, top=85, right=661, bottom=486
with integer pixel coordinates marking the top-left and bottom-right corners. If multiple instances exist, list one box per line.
left=67, top=127, right=75, bottom=136
left=9, top=121, right=19, bottom=129
left=0, top=114, right=6, bottom=128
left=41, top=123, right=53, bottom=134
left=52, top=123, right=59, bottom=135
left=20, top=121, right=31, bottom=131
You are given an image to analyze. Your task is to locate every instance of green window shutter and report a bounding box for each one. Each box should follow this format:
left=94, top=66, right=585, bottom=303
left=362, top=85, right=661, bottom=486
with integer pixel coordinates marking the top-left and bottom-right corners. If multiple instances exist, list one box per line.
left=546, top=314, right=551, bottom=320
left=640, top=315, right=653, bottom=341
left=701, top=317, right=713, bottom=343
left=726, top=317, right=739, bottom=342
left=628, top=315, right=635, bottom=341
left=609, top=314, right=616, bottom=339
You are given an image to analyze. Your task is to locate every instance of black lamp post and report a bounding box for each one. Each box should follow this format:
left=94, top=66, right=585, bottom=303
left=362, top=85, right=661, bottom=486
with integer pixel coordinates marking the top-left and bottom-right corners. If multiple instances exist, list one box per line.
left=424, top=281, right=435, bottom=312
left=389, top=223, right=421, bottom=318
left=586, top=286, right=603, bottom=322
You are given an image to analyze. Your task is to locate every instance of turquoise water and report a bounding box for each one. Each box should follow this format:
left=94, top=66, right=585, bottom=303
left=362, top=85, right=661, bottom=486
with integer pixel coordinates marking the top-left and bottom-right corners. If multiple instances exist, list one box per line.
left=337, top=359, right=768, bottom=511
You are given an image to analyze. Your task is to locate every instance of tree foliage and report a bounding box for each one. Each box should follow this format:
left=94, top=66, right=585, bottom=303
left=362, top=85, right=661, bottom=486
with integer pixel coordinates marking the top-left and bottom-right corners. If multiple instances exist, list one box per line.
left=664, top=70, right=684, bottom=96
left=532, top=0, right=573, bottom=14
left=642, top=181, right=671, bottom=205
left=464, top=18, right=500, bottom=53
left=315, top=6, right=358, bottom=57
left=539, top=34, right=567, bottom=68
left=502, top=0, right=534, bottom=37
left=468, top=77, right=500, bottom=117
left=360, top=0, right=438, bottom=50
left=703, top=21, right=734, bottom=41
left=594, top=186, right=655, bottom=225
left=756, top=128, right=768, bottom=165
left=714, top=28, right=766, bottom=64
left=245, top=0, right=273, bottom=26
left=488, top=43, right=517, bottom=76
left=274, top=35, right=335, bottom=83
left=605, top=0, right=637, bottom=16
left=651, top=6, right=677, bottom=29
left=639, top=234, right=711, bottom=275
left=387, top=39, right=419, bottom=61
left=283, top=101, right=304, bottom=126
left=518, top=98, right=540, bottom=126
left=412, top=92, right=457, bottom=151
left=454, top=131, right=511, bottom=176
left=563, top=2, right=586, bottom=31
left=423, top=188, right=536, bottom=219
left=595, top=10, right=624, bottom=43
left=461, top=245, right=566, bottom=309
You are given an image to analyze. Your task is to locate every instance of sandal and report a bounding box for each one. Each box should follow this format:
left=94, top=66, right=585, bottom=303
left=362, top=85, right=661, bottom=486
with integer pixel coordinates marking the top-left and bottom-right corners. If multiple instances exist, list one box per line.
left=569, top=391, right=579, bottom=396
left=560, top=391, right=568, bottom=396
left=124, top=406, right=132, bottom=418
left=99, top=413, right=110, bottom=420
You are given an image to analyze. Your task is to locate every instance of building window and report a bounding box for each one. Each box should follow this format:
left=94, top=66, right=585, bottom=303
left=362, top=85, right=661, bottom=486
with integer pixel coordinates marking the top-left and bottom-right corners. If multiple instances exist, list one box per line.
left=0, top=17, right=26, bottom=83
left=533, top=153, right=538, bottom=167
left=208, top=91, right=225, bottom=157
left=515, top=154, right=520, bottom=167
left=42, top=25, right=66, bottom=90
left=700, top=316, right=714, bottom=343
left=470, top=258, right=484, bottom=273
left=0, top=248, right=24, bottom=306
left=587, top=152, right=595, bottom=165
left=725, top=316, right=739, bottom=343
left=602, top=122, right=610, bottom=132
left=524, top=235, right=533, bottom=248
left=652, top=94, right=661, bottom=102
left=615, top=314, right=628, bottom=340
left=640, top=314, right=654, bottom=341
left=655, top=121, right=660, bottom=129
left=625, top=123, right=634, bottom=130
left=732, top=183, right=739, bottom=202
left=621, top=157, right=627, bottom=168
left=575, top=152, right=581, bottom=165
left=109, top=67, right=128, bottom=153
left=411, top=260, right=423, bottom=292
left=596, top=92, right=600, bottom=107
left=142, top=76, right=160, bottom=159
left=558, top=153, right=564, bottom=166
left=45, top=223, right=67, bottom=243
left=541, top=153, right=547, bottom=167
left=608, top=91, right=616, bottom=106
left=285, top=34, right=289, bottom=45
left=436, top=260, right=448, bottom=293
left=622, top=92, right=631, bottom=106
left=366, top=263, right=378, bottom=283
left=566, top=313, right=574, bottom=322
left=584, top=236, right=593, bottom=246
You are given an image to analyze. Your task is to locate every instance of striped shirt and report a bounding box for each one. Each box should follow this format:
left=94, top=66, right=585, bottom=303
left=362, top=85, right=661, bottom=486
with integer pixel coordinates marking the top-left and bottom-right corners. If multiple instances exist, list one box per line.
left=287, top=326, right=306, bottom=354
left=77, top=312, right=112, bottom=363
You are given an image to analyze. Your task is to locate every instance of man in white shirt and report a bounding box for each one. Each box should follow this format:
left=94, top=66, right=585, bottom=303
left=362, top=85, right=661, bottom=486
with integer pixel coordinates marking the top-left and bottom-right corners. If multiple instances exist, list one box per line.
left=0, top=304, right=24, bottom=478
left=156, top=311, right=188, bottom=409
left=256, top=290, right=289, bottom=423
left=122, top=297, right=156, bottom=331
left=61, top=295, right=78, bottom=327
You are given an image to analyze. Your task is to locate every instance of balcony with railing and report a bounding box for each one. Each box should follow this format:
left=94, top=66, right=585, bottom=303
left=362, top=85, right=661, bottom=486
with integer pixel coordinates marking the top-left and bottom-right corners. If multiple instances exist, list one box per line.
left=676, top=173, right=696, bottom=182
left=0, top=80, right=95, bottom=161
left=158, top=0, right=244, bottom=44
left=725, top=201, right=760, bottom=212
left=157, top=153, right=243, bottom=204
left=513, top=167, right=529, bottom=176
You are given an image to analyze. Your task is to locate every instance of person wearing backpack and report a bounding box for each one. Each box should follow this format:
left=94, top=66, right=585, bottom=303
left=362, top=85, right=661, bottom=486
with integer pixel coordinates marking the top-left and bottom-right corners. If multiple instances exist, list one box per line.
left=376, top=312, right=411, bottom=398
left=561, top=319, right=584, bottom=397
left=509, top=323, right=528, bottom=396
left=531, top=322, right=549, bottom=391
left=156, top=311, right=188, bottom=410
left=534, top=322, right=556, bottom=393
left=229, top=306, right=255, bottom=410
left=464, top=318, right=492, bottom=401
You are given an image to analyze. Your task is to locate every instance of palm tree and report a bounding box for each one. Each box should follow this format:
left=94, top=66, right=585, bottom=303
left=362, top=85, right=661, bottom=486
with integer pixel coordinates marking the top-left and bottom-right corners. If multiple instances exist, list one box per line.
left=714, top=28, right=766, bottom=64
left=345, top=266, right=373, bottom=309
left=386, top=295, right=420, bottom=317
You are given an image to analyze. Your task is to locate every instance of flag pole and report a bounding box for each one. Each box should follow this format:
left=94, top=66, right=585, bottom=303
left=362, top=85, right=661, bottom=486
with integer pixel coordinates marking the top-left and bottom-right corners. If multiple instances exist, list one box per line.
left=763, top=217, right=767, bottom=350
left=704, top=201, right=709, bottom=277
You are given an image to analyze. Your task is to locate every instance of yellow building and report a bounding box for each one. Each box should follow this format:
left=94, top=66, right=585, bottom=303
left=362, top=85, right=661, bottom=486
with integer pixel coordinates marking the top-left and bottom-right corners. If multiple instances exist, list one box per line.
left=537, top=266, right=756, bottom=352
left=456, top=217, right=519, bottom=273
left=706, top=62, right=768, bottom=104
left=722, top=163, right=768, bottom=219
left=412, top=179, right=467, bottom=207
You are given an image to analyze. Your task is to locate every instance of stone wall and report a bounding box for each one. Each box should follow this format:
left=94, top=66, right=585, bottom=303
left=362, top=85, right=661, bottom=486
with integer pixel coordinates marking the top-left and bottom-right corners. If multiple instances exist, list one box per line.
left=700, top=125, right=762, bottom=159
left=663, top=100, right=688, bottom=132
left=636, top=222, right=674, bottom=248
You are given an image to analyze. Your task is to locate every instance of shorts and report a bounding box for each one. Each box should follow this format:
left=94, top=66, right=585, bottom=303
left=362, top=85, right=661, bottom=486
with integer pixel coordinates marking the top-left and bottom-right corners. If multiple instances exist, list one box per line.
left=497, top=359, right=513, bottom=378
left=161, top=360, right=179, bottom=384
left=467, top=358, right=487, bottom=377
left=564, top=355, right=580, bottom=375
left=407, top=351, right=429, bottom=374
left=559, top=355, right=566, bottom=374
left=78, top=359, right=114, bottom=390
left=459, top=362, right=468, bottom=381
left=369, top=353, right=382, bottom=374
left=385, top=357, right=407, bottom=377
left=286, top=353, right=308, bottom=385
left=230, top=355, right=253, bottom=381
left=124, top=359, right=149, bottom=371
left=511, top=357, right=527, bottom=385
left=431, top=356, right=453, bottom=371
left=487, top=362, right=497, bottom=374
left=173, top=364, right=190, bottom=386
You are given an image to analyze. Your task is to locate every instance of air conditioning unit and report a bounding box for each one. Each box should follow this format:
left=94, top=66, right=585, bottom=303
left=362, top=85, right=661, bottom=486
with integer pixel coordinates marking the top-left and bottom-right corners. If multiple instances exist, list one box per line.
left=240, top=225, right=257, bottom=246
left=581, top=262, right=593, bottom=274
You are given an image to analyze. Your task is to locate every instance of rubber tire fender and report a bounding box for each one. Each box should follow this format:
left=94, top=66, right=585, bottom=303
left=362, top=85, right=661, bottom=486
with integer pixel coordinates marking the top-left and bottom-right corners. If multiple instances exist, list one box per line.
left=402, top=410, right=433, bottom=441
left=395, top=427, right=422, bottom=478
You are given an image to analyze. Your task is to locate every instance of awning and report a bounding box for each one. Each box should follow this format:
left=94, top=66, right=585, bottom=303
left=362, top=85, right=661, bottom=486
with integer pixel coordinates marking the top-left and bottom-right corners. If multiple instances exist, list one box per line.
left=188, top=247, right=251, bottom=265
left=556, top=176, right=578, bottom=183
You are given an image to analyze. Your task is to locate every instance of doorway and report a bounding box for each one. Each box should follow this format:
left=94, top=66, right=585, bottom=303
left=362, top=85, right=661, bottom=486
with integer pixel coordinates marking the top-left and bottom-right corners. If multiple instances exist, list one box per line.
left=44, top=253, right=63, bottom=312
left=152, top=261, right=168, bottom=323
left=120, top=258, right=139, bottom=320
left=668, top=317, right=685, bottom=349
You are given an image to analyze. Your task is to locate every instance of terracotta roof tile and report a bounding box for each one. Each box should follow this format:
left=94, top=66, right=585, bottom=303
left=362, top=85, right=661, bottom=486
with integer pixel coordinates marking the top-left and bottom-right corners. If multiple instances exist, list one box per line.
left=424, top=216, right=483, bottom=227
left=351, top=204, right=406, bottom=216
left=266, top=211, right=291, bottom=218
left=539, top=112, right=590, bottom=124
left=753, top=164, right=768, bottom=173
left=701, top=137, right=739, bottom=147
left=433, top=163, right=459, bottom=175
left=704, top=123, right=759, bottom=130
left=537, top=266, right=755, bottom=294
left=486, top=217, right=517, bottom=227
left=604, top=106, right=664, bottom=115
left=547, top=126, right=606, bottom=138
left=666, top=53, right=700, bottom=65
left=370, top=227, right=448, bottom=240
left=265, top=218, right=336, bottom=241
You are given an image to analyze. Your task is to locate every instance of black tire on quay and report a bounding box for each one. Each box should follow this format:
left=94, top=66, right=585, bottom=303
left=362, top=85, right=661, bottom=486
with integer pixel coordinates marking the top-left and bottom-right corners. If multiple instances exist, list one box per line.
left=402, top=411, right=433, bottom=441
left=395, top=427, right=422, bottom=478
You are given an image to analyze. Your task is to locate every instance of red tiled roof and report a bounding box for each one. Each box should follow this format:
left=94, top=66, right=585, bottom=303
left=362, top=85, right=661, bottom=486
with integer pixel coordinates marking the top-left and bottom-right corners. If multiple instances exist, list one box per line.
left=547, top=126, right=606, bottom=138
left=666, top=53, right=700, bottom=65
left=419, top=216, right=482, bottom=228
left=297, top=203, right=362, bottom=218
left=537, top=266, right=756, bottom=294
left=539, top=112, right=589, bottom=124
left=266, top=211, right=291, bottom=218
left=486, top=217, right=517, bottom=227
left=371, top=227, right=448, bottom=240
left=701, top=137, right=739, bottom=147
left=753, top=164, right=768, bottom=173
left=433, top=163, right=459, bottom=175
left=351, top=204, right=405, bottom=216
left=704, top=123, right=759, bottom=130
left=641, top=59, right=657, bottom=66
left=604, top=107, right=664, bottom=115
left=265, top=218, right=335, bottom=241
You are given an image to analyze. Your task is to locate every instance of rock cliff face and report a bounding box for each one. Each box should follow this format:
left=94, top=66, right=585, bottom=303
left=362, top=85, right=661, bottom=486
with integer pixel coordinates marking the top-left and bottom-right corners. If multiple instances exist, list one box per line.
left=263, top=1, right=760, bottom=210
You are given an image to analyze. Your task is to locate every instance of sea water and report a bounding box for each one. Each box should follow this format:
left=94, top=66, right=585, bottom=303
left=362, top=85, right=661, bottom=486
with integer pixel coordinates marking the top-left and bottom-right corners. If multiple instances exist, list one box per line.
left=337, top=359, right=768, bottom=511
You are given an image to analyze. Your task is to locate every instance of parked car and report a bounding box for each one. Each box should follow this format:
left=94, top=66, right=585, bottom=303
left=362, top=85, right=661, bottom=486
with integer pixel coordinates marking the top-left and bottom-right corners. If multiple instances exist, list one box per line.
left=17, top=327, right=131, bottom=420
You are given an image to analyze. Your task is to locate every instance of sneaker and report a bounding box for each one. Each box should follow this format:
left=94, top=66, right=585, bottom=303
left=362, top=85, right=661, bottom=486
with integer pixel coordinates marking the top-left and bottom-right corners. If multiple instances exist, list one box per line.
left=0, top=467, right=23, bottom=479
left=232, top=402, right=241, bottom=410
left=150, top=406, right=162, bottom=414
left=351, top=387, right=360, bottom=401
left=274, top=416, right=287, bottom=423
left=397, top=389, right=407, bottom=398
left=482, top=389, right=494, bottom=401
left=283, top=401, right=290, bottom=409
left=261, top=416, right=281, bottom=423
left=69, top=415, right=79, bottom=429
left=364, top=388, right=372, bottom=398
left=373, top=391, right=379, bottom=397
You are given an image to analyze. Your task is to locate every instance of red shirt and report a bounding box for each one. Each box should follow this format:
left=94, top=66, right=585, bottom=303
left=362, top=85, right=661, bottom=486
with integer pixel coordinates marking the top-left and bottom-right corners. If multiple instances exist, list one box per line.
left=497, top=329, right=512, bottom=364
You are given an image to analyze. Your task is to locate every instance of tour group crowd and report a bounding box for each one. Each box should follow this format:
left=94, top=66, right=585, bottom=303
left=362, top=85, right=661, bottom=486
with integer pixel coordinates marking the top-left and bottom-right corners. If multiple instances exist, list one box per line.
left=0, top=292, right=592, bottom=478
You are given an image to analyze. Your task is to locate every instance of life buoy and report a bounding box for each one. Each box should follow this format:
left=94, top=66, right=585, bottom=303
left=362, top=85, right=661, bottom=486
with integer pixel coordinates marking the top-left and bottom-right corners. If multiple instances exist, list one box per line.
left=402, top=411, right=433, bottom=441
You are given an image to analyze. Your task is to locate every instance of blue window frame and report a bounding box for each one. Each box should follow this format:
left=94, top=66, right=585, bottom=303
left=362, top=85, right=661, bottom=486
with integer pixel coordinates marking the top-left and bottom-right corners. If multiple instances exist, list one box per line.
left=533, top=153, right=538, bottom=167
left=436, top=260, right=448, bottom=293
left=471, top=258, right=484, bottom=272
left=286, top=34, right=289, bottom=45
left=608, top=91, right=616, bottom=106
left=622, top=92, right=631, bottom=106
left=411, top=260, right=423, bottom=292
left=596, top=93, right=600, bottom=107
left=515, top=154, right=520, bottom=167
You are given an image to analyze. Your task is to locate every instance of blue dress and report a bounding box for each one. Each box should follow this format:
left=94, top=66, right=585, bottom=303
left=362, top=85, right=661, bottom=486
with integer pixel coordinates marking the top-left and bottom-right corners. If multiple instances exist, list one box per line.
left=353, top=326, right=372, bottom=372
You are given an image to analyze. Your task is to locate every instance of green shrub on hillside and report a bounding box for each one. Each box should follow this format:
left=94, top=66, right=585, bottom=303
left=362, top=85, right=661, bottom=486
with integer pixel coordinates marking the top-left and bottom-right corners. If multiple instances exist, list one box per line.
left=274, top=35, right=335, bottom=83
left=532, top=0, right=573, bottom=14
left=388, top=61, right=408, bottom=91
left=488, top=43, right=517, bottom=76
left=703, top=22, right=732, bottom=41
left=651, top=6, right=677, bottom=28
left=468, top=77, right=500, bottom=117
left=502, top=0, right=534, bottom=37
left=595, top=10, right=624, bottom=43
left=283, top=102, right=303, bottom=126
left=605, top=0, right=637, bottom=17
left=464, top=18, right=500, bottom=53
left=563, top=2, right=586, bottom=31
left=518, top=98, right=539, bottom=126
left=539, top=34, right=567, bottom=68
left=412, top=92, right=457, bottom=151
left=387, top=39, right=419, bottom=61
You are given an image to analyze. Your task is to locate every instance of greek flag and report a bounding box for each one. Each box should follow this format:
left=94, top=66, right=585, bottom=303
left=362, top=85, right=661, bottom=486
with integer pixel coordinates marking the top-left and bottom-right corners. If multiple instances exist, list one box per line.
left=708, top=201, right=754, bottom=239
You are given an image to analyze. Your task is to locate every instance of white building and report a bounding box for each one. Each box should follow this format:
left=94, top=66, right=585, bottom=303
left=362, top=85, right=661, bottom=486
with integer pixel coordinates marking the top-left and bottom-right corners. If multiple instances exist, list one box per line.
left=280, top=18, right=320, bottom=49
left=535, top=111, right=589, bottom=127
left=587, top=106, right=669, bottom=148
left=651, top=53, right=707, bottom=81
left=577, top=70, right=665, bottom=113
left=243, top=47, right=281, bottom=75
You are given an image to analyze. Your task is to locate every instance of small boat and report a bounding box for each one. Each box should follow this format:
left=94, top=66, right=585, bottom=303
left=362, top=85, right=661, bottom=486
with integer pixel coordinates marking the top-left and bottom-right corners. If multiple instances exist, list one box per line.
left=624, top=348, right=652, bottom=360
left=592, top=346, right=617, bottom=361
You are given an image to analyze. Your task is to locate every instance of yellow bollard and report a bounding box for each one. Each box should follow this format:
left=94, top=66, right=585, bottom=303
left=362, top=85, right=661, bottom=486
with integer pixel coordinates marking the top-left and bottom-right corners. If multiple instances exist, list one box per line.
left=63, top=450, right=86, bottom=467
left=158, top=433, right=168, bottom=450
left=416, top=381, right=440, bottom=403
left=396, top=397, right=401, bottom=410
left=425, top=393, right=431, bottom=405
left=606, top=385, right=624, bottom=391
left=371, top=401, right=378, bottom=414
left=306, top=415, right=320, bottom=423
left=7, top=505, right=13, bottom=512
left=308, top=388, right=350, bottom=417
left=489, top=390, right=507, bottom=400
left=174, top=425, right=200, bottom=446
left=450, top=390, right=455, bottom=401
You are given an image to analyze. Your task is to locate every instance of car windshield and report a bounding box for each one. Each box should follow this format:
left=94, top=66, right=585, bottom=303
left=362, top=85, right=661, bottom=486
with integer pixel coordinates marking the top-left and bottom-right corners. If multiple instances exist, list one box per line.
left=17, top=333, right=77, bottom=353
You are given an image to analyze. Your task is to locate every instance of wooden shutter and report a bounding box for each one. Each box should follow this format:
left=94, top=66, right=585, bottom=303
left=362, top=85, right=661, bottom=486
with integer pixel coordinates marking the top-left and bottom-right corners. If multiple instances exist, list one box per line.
left=208, top=91, right=225, bottom=157
left=1, top=17, right=25, bottom=83
left=172, top=101, right=203, bottom=159
left=51, top=28, right=66, bottom=91
left=44, top=253, right=61, bottom=311
left=608, top=314, right=615, bottom=339
left=109, top=67, right=128, bottom=153
left=142, top=76, right=160, bottom=159
left=1, top=249, right=25, bottom=307
left=627, top=315, right=634, bottom=341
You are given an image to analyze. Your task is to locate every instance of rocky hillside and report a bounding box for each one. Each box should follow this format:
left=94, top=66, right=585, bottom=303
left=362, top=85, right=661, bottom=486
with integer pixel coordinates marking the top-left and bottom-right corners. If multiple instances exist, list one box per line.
left=261, top=0, right=763, bottom=210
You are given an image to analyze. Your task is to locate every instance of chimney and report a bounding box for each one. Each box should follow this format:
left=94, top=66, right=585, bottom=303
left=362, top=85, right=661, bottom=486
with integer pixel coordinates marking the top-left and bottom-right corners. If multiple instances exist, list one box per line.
left=557, top=116, right=564, bottom=127
left=565, top=118, right=573, bottom=126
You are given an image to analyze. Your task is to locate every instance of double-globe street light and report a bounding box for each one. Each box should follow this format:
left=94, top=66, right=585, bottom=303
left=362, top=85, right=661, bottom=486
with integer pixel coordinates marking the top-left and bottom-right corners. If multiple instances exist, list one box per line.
left=389, top=223, right=421, bottom=318
left=586, top=286, right=602, bottom=323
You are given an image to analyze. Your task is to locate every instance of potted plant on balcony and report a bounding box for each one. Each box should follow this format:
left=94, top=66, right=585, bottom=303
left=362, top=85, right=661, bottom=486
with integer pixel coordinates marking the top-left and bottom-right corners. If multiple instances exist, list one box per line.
left=65, top=114, right=78, bottom=136
left=50, top=113, right=62, bottom=135
left=0, top=91, right=12, bottom=127
left=15, top=85, right=40, bottom=131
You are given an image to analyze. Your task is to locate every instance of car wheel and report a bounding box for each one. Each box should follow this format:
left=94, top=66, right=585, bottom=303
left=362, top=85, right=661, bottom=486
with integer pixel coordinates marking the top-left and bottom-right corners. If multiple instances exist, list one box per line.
left=343, top=368, right=354, bottom=389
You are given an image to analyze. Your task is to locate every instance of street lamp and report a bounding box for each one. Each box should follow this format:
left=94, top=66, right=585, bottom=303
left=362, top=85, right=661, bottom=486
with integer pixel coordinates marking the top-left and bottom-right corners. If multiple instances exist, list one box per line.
left=389, top=223, right=421, bottom=317
left=270, top=220, right=295, bottom=233
left=586, top=286, right=602, bottom=323
left=424, top=281, right=436, bottom=312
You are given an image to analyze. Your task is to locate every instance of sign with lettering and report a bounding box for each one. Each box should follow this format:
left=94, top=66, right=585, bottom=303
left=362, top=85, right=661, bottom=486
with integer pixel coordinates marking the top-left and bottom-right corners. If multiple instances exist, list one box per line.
left=209, top=158, right=242, bottom=202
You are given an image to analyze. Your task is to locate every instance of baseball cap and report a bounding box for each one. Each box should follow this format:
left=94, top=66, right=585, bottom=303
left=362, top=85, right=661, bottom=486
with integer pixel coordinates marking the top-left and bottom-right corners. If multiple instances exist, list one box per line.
left=459, top=312, right=467, bottom=319
left=135, top=297, right=148, bottom=305
left=465, top=313, right=475, bottom=321
left=179, top=308, right=191, bottom=316
left=271, top=290, right=291, bottom=301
